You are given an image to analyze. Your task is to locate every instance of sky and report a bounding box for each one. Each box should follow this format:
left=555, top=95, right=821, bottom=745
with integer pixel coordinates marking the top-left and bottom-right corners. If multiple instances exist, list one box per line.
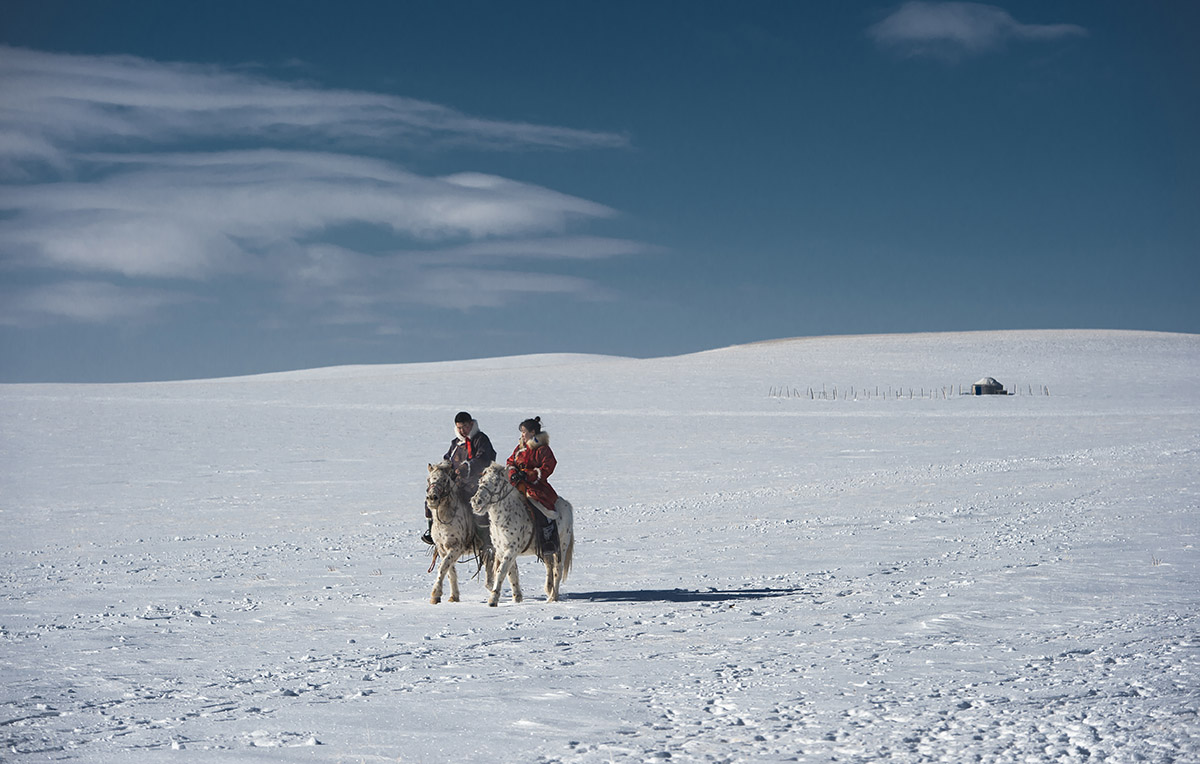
left=1, top=1, right=1197, bottom=382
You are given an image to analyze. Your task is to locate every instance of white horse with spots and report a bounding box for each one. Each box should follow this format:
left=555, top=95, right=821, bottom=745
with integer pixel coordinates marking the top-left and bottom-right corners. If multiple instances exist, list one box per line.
left=426, top=461, right=493, bottom=604
left=470, top=463, right=575, bottom=606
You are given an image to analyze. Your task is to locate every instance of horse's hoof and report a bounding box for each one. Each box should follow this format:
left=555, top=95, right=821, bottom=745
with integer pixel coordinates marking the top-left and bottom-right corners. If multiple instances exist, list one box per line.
left=449, top=595, right=459, bottom=603
left=430, top=597, right=440, bottom=604
left=488, top=598, right=499, bottom=607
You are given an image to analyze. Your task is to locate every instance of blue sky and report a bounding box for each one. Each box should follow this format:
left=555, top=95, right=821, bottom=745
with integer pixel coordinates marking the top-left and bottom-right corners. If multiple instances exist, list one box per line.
left=1, top=1, right=1196, bottom=382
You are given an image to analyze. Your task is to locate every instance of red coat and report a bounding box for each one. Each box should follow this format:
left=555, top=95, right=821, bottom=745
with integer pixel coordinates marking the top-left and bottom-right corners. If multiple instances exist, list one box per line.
left=506, top=432, right=559, bottom=509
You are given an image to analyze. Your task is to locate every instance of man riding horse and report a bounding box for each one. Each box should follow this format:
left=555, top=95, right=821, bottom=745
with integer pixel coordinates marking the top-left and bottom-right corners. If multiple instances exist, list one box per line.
left=423, top=411, right=496, bottom=545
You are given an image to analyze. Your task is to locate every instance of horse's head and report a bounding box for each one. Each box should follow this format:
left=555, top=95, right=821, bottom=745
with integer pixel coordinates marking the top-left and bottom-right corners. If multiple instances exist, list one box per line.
left=426, top=461, right=456, bottom=503
left=470, top=463, right=510, bottom=513
left=477, top=463, right=507, bottom=490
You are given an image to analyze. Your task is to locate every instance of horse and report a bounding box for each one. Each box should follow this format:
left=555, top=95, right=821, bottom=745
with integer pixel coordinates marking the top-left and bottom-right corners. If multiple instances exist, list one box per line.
left=425, top=461, right=493, bottom=604
left=470, top=463, right=574, bottom=606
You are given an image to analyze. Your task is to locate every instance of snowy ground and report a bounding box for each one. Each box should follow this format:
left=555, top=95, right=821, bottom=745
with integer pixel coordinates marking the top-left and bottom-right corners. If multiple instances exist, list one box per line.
left=2, top=330, right=1198, bottom=763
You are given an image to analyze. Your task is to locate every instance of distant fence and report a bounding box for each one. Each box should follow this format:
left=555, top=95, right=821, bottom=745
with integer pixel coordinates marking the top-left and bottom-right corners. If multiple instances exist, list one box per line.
left=768, top=383, right=1051, bottom=401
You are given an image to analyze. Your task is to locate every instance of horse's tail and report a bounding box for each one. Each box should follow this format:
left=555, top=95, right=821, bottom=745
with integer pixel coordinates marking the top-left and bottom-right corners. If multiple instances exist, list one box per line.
left=557, top=499, right=575, bottom=582
left=560, top=535, right=574, bottom=582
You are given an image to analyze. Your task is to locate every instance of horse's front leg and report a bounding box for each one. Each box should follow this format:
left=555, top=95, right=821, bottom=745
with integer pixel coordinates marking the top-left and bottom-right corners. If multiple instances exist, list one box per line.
left=489, top=551, right=518, bottom=607
left=447, top=559, right=460, bottom=603
left=430, top=554, right=447, bottom=604
left=430, top=547, right=457, bottom=604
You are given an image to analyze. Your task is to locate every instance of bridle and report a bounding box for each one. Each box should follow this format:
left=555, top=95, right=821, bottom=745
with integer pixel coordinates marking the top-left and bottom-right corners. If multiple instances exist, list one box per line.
left=427, top=466, right=455, bottom=504
left=472, top=471, right=515, bottom=514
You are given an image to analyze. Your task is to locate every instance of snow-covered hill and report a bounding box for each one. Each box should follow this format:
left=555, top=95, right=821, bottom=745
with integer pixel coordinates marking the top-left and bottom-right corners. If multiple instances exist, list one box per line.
left=2, top=330, right=1198, bottom=762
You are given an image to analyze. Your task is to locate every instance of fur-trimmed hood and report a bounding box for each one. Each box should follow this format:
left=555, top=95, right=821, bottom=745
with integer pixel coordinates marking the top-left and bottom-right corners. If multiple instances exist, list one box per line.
left=451, top=419, right=480, bottom=444
left=516, top=429, right=552, bottom=453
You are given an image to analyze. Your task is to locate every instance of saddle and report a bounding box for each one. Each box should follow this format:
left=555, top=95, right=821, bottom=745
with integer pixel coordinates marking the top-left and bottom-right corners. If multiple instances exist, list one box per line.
left=519, top=493, right=559, bottom=558
left=524, top=495, right=559, bottom=520
left=512, top=479, right=558, bottom=519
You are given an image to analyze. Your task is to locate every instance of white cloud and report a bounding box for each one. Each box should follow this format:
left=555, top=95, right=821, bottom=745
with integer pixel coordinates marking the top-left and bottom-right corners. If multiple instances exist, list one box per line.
left=0, top=280, right=191, bottom=326
left=280, top=241, right=618, bottom=325
left=0, top=47, right=646, bottom=328
left=0, top=150, right=619, bottom=280
left=868, top=2, right=1087, bottom=58
left=0, top=45, right=628, bottom=170
left=412, top=267, right=597, bottom=309
left=434, top=236, right=658, bottom=262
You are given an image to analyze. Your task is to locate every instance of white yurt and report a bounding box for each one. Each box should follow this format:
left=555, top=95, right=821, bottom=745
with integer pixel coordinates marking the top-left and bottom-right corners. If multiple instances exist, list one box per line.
left=972, top=377, right=1007, bottom=395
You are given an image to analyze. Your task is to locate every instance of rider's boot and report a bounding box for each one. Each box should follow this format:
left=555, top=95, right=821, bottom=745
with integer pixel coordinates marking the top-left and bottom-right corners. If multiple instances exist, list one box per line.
left=421, top=516, right=434, bottom=545
left=540, top=518, right=559, bottom=555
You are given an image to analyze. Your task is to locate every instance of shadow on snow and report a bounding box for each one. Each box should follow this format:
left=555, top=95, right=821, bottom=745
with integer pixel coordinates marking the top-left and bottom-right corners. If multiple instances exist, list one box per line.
left=566, top=587, right=807, bottom=604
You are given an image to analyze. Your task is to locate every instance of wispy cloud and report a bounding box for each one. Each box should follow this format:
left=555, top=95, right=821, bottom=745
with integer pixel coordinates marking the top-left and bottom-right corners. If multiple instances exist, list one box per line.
left=0, top=151, right=618, bottom=279
left=0, top=45, right=628, bottom=173
left=430, top=236, right=659, bottom=264
left=0, top=280, right=193, bottom=326
left=283, top=236, right=631, bottom=325
left=0, top=46, right=645, bottom=329
left=868, top=2, right=1087, bottom=59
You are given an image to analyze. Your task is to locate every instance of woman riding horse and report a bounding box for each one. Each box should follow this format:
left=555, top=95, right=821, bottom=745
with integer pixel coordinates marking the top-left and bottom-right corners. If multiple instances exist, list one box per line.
left=506, top=416, right=559, bottom=554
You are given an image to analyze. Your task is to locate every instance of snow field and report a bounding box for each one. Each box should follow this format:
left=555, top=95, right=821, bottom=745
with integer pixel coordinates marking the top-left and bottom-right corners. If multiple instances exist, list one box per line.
left=2, top=330, right=1198, bottom=762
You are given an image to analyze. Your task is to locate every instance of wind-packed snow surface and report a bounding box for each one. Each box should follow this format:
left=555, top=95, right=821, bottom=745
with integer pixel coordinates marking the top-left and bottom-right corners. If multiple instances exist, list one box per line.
left=2, top=330, right=1198, bottom=763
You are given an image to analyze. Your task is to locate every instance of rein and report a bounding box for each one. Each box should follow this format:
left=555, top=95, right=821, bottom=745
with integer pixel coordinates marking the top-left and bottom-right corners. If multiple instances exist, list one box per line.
left=472, top=476, right=514, bottom=514
left=429, top=494, right=455, bottom=525
left=427, top=466, right=458, bottom=522
left=427, top=525, right=490, bottom=575
left=427, top=467, right=491, bottom=577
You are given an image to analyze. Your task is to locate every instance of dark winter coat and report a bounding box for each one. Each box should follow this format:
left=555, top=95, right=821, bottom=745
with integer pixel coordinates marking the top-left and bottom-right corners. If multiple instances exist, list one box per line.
left=506, top=431, right=559, bottom=509
left=444, top=421, right=496, bottom=496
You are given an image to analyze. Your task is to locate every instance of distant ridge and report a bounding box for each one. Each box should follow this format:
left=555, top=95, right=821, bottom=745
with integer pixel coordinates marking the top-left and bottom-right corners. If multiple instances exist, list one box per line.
left=733, top=328, right=1192, bottom=349
left=26, top=329, right=1191, bottom=386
